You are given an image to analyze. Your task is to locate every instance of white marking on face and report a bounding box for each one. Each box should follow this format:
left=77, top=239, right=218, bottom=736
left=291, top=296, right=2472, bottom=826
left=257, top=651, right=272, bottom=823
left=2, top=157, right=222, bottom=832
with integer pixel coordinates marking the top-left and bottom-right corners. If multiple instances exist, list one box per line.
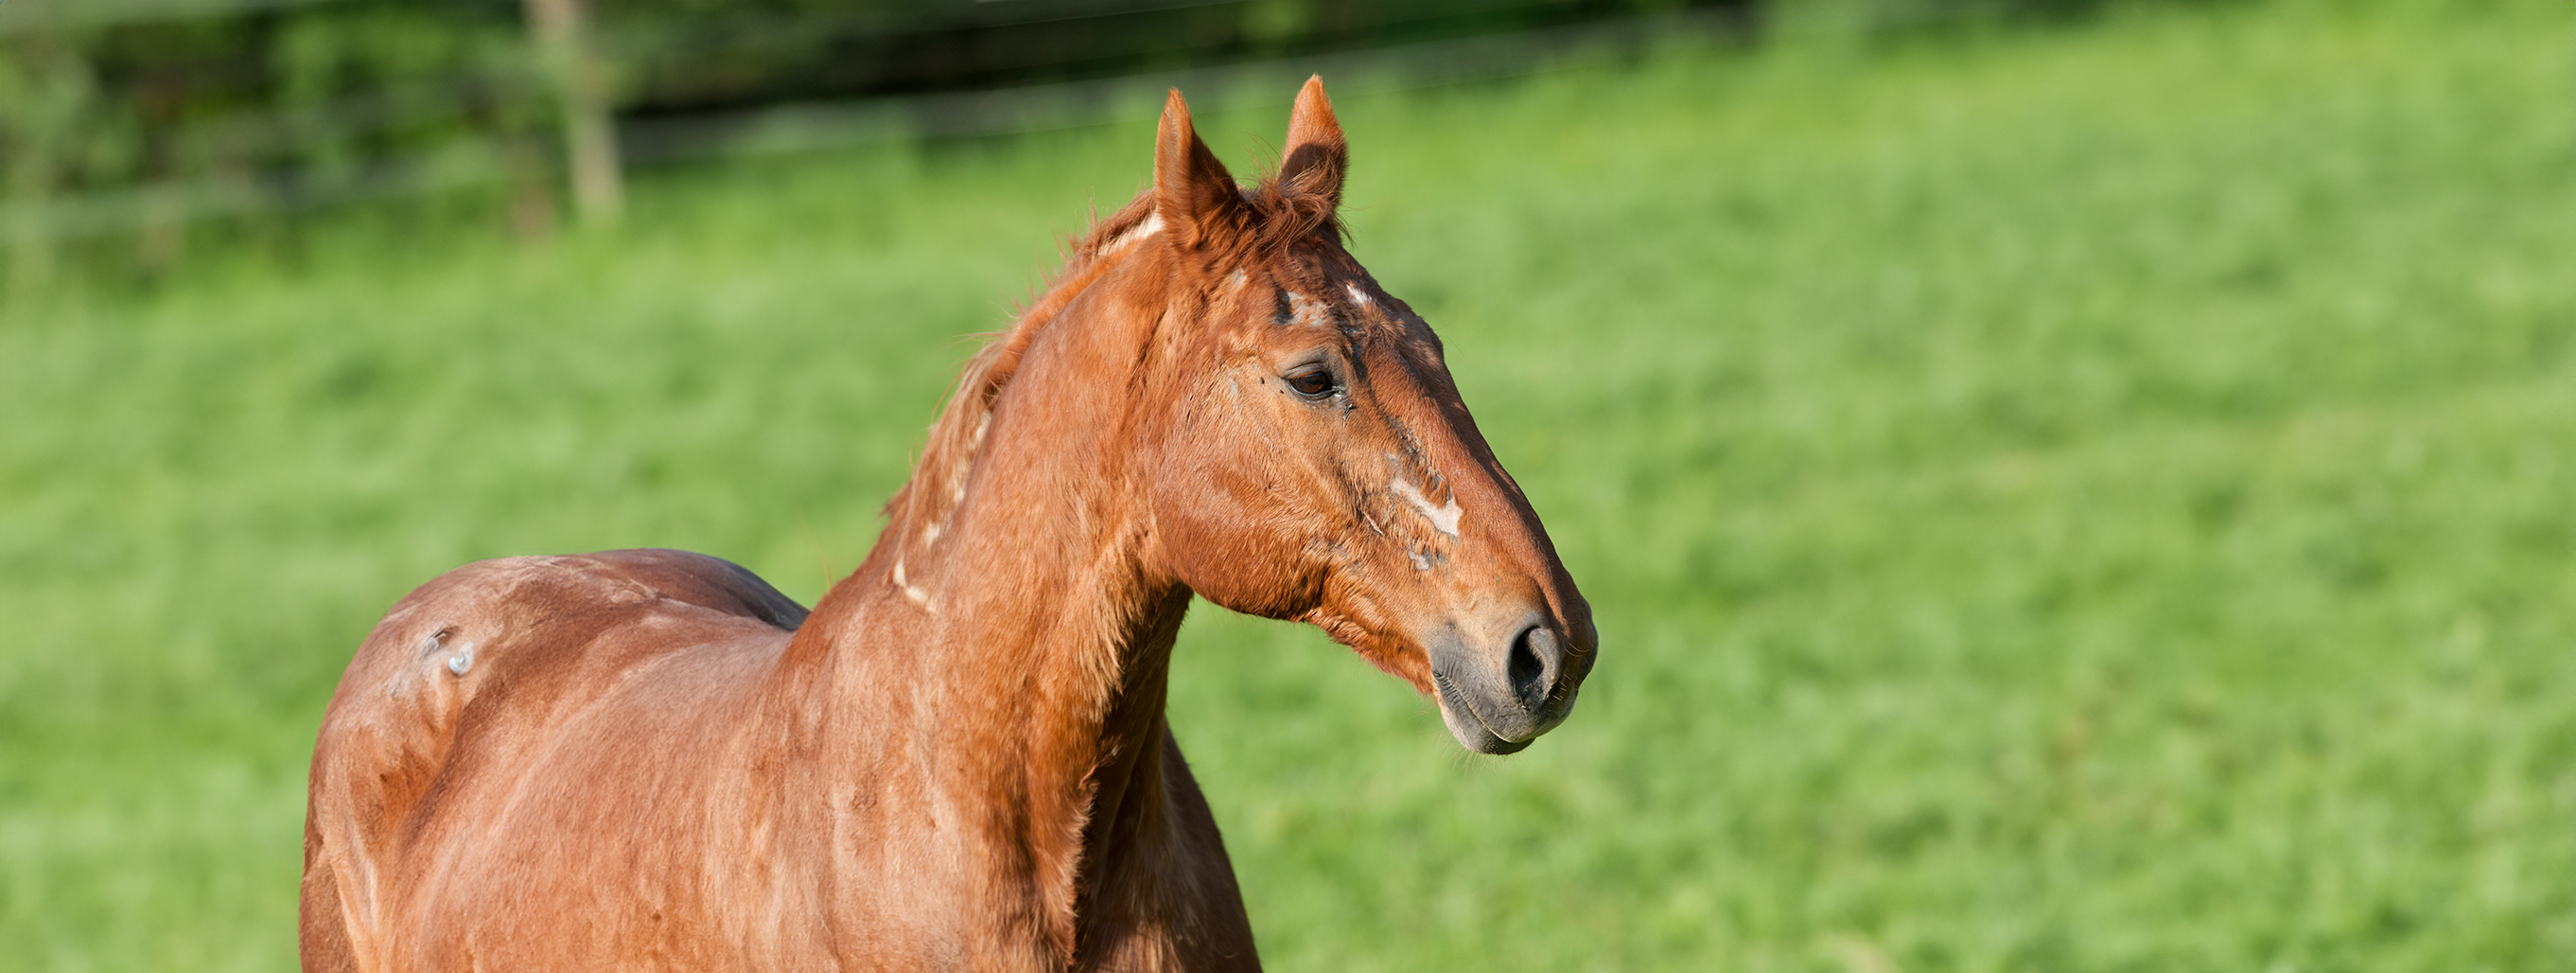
left=1391, top=477, right=1463, bottom=538
left=1284, top=290, right=1335, bottom=328
left=446, top=643, right=475, bottom=676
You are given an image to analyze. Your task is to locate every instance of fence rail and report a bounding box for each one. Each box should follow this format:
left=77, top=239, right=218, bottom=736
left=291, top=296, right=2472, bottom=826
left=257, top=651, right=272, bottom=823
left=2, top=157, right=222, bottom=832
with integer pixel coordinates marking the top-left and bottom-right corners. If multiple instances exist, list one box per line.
left=6, top=0, right=1753, bottom=269
left=5, top=8, right=1744, bottom=253
left=623, top=11, right=1738, bottom=163
left=9, top=0, right=2116, bottom=276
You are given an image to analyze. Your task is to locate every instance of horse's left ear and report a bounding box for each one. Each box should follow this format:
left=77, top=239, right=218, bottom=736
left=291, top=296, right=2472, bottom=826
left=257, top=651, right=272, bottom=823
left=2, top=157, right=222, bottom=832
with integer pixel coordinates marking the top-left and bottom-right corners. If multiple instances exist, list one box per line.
left=1279, top=76, right=1346, bottom=214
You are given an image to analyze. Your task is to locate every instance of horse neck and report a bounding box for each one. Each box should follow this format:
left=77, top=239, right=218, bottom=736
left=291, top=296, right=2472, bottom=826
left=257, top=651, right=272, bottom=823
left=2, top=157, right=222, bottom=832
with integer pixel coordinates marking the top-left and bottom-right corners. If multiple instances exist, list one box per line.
left=791, top=256, right=1196, bottom=934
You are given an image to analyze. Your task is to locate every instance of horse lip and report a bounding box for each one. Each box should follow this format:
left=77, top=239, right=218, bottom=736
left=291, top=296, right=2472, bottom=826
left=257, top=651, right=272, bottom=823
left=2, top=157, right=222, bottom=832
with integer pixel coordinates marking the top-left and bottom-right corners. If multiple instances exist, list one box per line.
left=1432, top=670, right=1533, bottom=755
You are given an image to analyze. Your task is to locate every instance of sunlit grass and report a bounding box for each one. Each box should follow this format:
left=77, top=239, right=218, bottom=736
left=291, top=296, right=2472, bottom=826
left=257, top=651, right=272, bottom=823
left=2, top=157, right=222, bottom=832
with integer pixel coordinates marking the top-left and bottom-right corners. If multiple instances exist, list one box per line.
left=5, top=2, right=2574, bottom=969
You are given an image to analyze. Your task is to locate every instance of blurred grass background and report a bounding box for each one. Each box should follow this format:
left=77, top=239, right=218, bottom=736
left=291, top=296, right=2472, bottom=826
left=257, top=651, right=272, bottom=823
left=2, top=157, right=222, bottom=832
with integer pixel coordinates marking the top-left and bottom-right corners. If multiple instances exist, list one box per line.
left=6, top=0, right=2576, bottom=969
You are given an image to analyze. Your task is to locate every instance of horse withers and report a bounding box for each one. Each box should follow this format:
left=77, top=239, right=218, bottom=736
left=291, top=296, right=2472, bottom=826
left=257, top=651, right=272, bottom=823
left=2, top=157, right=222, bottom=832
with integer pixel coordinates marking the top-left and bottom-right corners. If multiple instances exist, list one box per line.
left=302, top=78, right=1596, bottom=972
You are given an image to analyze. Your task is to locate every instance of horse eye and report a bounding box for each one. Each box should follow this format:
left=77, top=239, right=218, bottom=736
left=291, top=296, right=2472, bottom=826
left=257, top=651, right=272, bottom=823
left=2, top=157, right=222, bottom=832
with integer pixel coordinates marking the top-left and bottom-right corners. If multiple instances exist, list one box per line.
left=1285, top=368, right=1339, bottom=399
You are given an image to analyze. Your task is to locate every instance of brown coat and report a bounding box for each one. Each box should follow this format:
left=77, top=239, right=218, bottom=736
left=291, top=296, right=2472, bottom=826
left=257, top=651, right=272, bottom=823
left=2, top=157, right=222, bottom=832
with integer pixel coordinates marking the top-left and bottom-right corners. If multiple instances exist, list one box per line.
left=302, top=80, right=1595, bottom=973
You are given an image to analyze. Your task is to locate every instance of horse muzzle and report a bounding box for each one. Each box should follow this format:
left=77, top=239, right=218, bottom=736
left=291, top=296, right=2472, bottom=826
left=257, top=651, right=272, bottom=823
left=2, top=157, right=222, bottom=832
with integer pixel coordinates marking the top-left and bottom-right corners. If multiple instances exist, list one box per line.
left=1427, top=609, right=1589, bottom=754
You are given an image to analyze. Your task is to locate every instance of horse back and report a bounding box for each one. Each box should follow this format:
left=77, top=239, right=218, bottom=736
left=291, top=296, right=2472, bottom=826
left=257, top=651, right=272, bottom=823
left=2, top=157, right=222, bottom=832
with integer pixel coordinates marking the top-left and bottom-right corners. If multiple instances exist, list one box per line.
left=301, top=549, right=808, bottom=972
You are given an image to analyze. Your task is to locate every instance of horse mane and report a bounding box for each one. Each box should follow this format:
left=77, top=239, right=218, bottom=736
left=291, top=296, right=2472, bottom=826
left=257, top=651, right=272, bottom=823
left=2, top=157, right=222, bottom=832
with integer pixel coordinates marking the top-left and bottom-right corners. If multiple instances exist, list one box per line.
left=877, top=168, right=1342, bottom=576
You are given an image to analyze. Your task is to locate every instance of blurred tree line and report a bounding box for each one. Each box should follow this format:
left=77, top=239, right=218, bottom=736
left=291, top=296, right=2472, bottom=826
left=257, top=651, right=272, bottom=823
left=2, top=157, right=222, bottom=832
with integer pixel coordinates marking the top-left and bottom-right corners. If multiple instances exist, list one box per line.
left=0, top=0, right=2126, bottom=278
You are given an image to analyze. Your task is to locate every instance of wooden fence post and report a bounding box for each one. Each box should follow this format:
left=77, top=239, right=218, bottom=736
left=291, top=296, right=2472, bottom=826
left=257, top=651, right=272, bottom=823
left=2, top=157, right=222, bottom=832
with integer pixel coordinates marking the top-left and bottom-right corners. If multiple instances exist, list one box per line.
left=1, top=3, right=76, bottom=293
left=522, top=0, right=622, bottom=224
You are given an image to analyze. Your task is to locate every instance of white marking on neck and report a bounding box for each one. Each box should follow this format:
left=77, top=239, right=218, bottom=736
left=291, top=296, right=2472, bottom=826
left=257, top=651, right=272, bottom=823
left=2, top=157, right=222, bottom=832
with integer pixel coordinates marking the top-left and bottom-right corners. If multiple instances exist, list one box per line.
left=1101, top=212, right=1165, bottom=254
left=920, top=522, right=942, bottom=544
left=892, top=560, right=937, bottom=611
left=947, top=413, right=989, bottom=507
left=1345, top=283, right=1374, bottom=307
left=1391, top=477, right=1463, bottom=538
left=1225, top=269, right=1248, bottom=292
left=446, top=642, right=475, bottom=676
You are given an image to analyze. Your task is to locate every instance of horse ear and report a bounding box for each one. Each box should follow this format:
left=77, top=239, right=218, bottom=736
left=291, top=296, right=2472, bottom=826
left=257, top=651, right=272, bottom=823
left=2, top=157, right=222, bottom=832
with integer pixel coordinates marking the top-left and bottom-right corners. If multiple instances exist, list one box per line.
left=1278, top=75, right=1346, bottom=214
left=1155, top=88, right=1249, bottom=251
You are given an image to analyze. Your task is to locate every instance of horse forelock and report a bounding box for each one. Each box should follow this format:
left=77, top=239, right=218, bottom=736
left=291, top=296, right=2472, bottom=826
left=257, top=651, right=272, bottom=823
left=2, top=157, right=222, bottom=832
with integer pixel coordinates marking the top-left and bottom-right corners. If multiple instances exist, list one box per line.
left=1247, top=166, right=1344, bottom=254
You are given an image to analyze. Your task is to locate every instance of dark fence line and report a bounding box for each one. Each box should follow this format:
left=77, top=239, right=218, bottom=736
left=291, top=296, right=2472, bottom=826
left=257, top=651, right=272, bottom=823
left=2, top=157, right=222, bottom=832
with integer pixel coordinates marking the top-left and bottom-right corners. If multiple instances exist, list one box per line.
left=622, top=10, right=1748, bottom=163
left=2, top=9, right=1739, bottom=250
left=7, top=2, right=1728, bottom=253
left=0, top=0, right=349, bottom=34
left=0, top=0, right=2123, bottom=278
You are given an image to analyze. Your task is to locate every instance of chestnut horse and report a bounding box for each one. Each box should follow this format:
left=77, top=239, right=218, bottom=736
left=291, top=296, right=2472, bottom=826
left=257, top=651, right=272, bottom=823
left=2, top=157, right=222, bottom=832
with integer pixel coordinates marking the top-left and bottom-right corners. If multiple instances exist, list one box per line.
left=301, top=79, right=1595, bottom=972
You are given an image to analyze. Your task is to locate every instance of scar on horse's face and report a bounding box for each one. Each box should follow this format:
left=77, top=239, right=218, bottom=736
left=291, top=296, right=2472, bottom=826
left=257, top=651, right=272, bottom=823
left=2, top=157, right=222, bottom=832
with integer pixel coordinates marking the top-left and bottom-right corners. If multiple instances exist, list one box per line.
left=1145, top=80, right=1596, bottom=754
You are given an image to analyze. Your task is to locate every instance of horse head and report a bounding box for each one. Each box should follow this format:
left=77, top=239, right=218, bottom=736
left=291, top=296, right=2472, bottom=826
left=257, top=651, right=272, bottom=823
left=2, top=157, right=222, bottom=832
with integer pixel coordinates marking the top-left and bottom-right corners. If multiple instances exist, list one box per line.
left=1136, top=80, right=1597, bottom=754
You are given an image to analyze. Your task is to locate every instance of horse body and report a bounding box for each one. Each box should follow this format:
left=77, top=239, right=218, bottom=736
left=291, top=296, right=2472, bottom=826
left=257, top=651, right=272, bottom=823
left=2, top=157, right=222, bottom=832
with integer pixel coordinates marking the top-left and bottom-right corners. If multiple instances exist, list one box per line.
left=305, top=80, right=1593, bottom=972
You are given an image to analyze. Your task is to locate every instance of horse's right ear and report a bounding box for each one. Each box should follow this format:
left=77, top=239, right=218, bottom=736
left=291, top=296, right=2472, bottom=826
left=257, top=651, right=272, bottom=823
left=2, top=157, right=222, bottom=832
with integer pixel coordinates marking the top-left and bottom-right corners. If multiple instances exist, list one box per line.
left=1155, top=89, right=1250, bottom=252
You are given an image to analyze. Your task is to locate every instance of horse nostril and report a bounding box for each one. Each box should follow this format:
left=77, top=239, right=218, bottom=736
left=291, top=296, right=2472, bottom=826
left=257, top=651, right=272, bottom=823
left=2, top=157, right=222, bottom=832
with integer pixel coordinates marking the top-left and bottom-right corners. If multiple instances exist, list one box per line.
left=1506, top=624, right=1558, bottom=709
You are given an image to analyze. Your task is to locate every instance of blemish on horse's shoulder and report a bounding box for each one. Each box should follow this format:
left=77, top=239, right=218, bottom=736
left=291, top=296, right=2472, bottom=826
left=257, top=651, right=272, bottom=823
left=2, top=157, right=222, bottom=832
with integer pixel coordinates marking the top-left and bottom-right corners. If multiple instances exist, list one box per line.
left=406, top=627, right=477, bottom=677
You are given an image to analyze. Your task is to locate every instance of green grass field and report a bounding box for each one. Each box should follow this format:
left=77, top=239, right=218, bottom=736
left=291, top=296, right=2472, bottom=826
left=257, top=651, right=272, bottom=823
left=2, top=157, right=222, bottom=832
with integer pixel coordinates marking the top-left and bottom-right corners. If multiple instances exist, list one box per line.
left=6, top=2, right=2575, bottom=969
